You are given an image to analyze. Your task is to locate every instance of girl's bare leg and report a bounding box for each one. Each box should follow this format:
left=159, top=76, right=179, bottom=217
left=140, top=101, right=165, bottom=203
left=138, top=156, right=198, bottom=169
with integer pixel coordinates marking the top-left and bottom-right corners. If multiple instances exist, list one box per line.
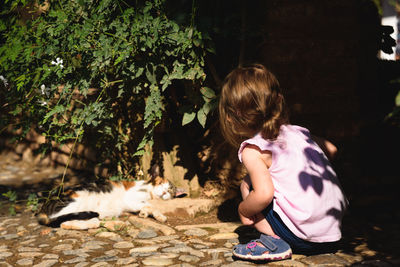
left=253, top=213, right=278, bottom=237
left=240, top=176, right=278, bottom=237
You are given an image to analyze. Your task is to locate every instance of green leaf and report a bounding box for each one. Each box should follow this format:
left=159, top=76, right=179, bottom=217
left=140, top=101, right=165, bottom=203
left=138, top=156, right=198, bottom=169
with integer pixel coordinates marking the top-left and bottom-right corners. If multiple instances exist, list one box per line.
left=161, top=79, right=171, bottom=91
left=206, top=43, right=216, bottom=54
left=143, top=2, right=153, bottom=13
left=2, top=190, right=17, bottom=202
left=8, top=40, right=23, bottom=62
left=134, top=131, right=153, bottom=156
left=144, top=85, right=163, bottom=128
left=395, top=90, right=400, bottom=106
left=27, top=193, right=39, bottom=212
left=200, top=87, right=216, bottom=100
left=43, top=105, right=65, bottom=124
left=0, top=21, right=6, bottom=32
left=193, top=38, right=202, bottom=47
left=117, top=89, right=124, bottom=98
left=202, top=101, right=212, bottom=115
left=145, top=66, right=156, bottom=84
left=97, top=0, right=113, bottom=12
left=182, top=112, right=196, bottom=126
left=114, top=55, right=124, bottom=66
left=15, top=74, right=26, bottom=91
left=197, top=108, right=207, bottom=128
left=135, top=67, right=144, bottom=78
left=133, top=149, right=145, bottom=156
left=188, top=28, right=193, bottom=39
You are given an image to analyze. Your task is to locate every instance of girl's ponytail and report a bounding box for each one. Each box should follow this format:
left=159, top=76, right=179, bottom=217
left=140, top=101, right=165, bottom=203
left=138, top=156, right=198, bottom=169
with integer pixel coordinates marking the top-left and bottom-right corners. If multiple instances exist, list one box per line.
left=260, top=93, right=288, bottom=140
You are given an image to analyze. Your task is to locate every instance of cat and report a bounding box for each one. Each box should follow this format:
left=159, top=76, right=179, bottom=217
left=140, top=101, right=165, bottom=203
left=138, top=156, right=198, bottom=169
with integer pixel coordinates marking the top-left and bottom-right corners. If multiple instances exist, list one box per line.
left=37, top=165, right=183, bottom=229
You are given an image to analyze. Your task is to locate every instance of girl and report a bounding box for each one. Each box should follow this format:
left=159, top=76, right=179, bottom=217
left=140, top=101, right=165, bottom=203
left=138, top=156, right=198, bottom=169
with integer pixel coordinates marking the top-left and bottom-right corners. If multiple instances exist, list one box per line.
left=219, top=64, right=347, bottom=261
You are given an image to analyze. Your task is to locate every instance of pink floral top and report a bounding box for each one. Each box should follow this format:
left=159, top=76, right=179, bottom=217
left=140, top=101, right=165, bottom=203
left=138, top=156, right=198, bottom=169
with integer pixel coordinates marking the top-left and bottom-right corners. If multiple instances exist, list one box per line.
left=238, top=125, right=347, bottom=242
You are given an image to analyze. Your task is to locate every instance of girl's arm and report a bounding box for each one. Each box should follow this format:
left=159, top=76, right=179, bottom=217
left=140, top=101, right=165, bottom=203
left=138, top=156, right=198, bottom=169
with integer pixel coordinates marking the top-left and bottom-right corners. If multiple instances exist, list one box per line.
left=240, top=175, right=251, bottom=199
left=238, top=145, right=274, bottom=219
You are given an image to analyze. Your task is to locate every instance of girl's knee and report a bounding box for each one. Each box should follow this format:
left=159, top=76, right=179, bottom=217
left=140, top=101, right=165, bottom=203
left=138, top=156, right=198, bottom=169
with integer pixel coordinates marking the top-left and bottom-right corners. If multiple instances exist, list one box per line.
left=241, top=220, right=254, bottom=226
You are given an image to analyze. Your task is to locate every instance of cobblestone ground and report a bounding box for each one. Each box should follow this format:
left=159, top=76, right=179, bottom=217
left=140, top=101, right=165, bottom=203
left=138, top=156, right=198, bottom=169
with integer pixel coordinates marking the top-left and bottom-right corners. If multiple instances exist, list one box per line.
left=0, top=212, right=391, bottom=267
left=0, top=151, right=399, bottom=266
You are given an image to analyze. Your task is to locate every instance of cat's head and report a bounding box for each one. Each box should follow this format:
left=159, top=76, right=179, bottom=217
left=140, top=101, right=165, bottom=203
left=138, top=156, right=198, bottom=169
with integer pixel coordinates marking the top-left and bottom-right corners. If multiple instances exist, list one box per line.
left=151, top=176, right=176, bottom=200
left=149, top=164, right=186, bottom=200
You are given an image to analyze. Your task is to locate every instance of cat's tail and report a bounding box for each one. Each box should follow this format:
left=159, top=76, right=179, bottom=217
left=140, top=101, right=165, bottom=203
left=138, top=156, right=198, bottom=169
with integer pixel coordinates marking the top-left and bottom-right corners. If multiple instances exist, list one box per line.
left=37, top=211, right=99, bottom=228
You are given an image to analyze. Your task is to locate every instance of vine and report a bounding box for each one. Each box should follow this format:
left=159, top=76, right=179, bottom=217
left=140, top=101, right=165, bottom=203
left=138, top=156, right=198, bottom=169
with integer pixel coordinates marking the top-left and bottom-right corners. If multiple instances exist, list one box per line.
left=0, top=0, right=217, bottom=177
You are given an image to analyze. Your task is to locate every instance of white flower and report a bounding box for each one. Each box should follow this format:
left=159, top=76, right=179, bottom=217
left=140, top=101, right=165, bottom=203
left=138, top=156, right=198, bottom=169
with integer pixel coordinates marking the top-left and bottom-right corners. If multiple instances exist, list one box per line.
left=51, top=57, right=64, bottom=69
left=38, top=100, right=48, bottom=106
left=40, top=84, right=50, bottom=98
left=0, top=75, right=8, bottom=87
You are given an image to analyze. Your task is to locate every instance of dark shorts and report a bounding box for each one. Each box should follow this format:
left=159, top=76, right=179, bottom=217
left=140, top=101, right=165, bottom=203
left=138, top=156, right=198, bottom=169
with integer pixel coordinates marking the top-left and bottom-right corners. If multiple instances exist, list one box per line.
left=262, top=203, right=339, bottom=255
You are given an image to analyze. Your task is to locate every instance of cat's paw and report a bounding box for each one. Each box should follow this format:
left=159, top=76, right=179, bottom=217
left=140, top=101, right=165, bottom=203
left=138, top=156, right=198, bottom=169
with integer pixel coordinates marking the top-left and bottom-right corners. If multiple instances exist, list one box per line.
left=152, top=210, right=167, bottom=223
left=138, top=206, right=166, bottom=222
left=138, top=206, right=151, bottom=218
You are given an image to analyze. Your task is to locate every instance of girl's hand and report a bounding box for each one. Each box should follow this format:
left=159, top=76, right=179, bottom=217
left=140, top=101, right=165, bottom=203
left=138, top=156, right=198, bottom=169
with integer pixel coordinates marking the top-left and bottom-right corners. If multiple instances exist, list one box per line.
left=239, top=213, right=255, bottom=226
left=311, top=135, right=338, bottom=160
left=238, top=208, right=256, bottom=226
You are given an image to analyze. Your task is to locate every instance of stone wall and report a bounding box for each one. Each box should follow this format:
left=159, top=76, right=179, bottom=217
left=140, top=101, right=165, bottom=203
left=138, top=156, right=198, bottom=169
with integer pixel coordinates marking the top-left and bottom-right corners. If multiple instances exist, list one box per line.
left=241, top=0, right=381, bottom=141
left=246, top=0, right=399, bottom=177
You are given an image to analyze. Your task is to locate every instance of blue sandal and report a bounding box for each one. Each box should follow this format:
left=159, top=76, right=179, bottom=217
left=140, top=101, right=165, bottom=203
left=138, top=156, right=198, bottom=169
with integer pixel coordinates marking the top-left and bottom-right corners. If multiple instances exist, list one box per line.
left=232, top=234, right=292, bottom=261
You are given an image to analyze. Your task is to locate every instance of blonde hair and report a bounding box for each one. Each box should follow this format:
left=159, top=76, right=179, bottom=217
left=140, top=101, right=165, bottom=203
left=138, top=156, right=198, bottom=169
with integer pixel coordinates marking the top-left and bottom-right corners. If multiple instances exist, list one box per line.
left=219, top=64, right=288, bottom=147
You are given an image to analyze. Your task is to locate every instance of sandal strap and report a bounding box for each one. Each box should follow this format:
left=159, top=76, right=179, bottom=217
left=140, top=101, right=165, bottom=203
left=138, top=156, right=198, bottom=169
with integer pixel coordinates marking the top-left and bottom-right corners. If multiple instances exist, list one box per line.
left=258, top=234, right=278, bottom=252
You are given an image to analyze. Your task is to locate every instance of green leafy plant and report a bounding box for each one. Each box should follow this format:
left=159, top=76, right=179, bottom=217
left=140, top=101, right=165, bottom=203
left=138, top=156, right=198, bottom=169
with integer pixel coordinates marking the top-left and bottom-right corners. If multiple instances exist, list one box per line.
left=26, top=193, right=39, bottom=212
left=0, top=0, right=217, bottom=177
left=1, top=190, right=17, bottom=215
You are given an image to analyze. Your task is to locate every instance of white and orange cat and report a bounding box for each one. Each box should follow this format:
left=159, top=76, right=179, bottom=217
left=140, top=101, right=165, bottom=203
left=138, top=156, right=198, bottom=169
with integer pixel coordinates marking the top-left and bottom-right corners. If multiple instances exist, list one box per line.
left=37, top=165, right=183, bottom=229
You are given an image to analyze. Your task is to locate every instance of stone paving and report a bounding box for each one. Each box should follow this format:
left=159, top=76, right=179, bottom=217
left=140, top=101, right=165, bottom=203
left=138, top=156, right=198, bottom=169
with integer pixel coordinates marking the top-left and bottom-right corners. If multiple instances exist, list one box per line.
left=1, top=211, right=395, bottom=267
left=1, top=151, right=399, bottom=266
